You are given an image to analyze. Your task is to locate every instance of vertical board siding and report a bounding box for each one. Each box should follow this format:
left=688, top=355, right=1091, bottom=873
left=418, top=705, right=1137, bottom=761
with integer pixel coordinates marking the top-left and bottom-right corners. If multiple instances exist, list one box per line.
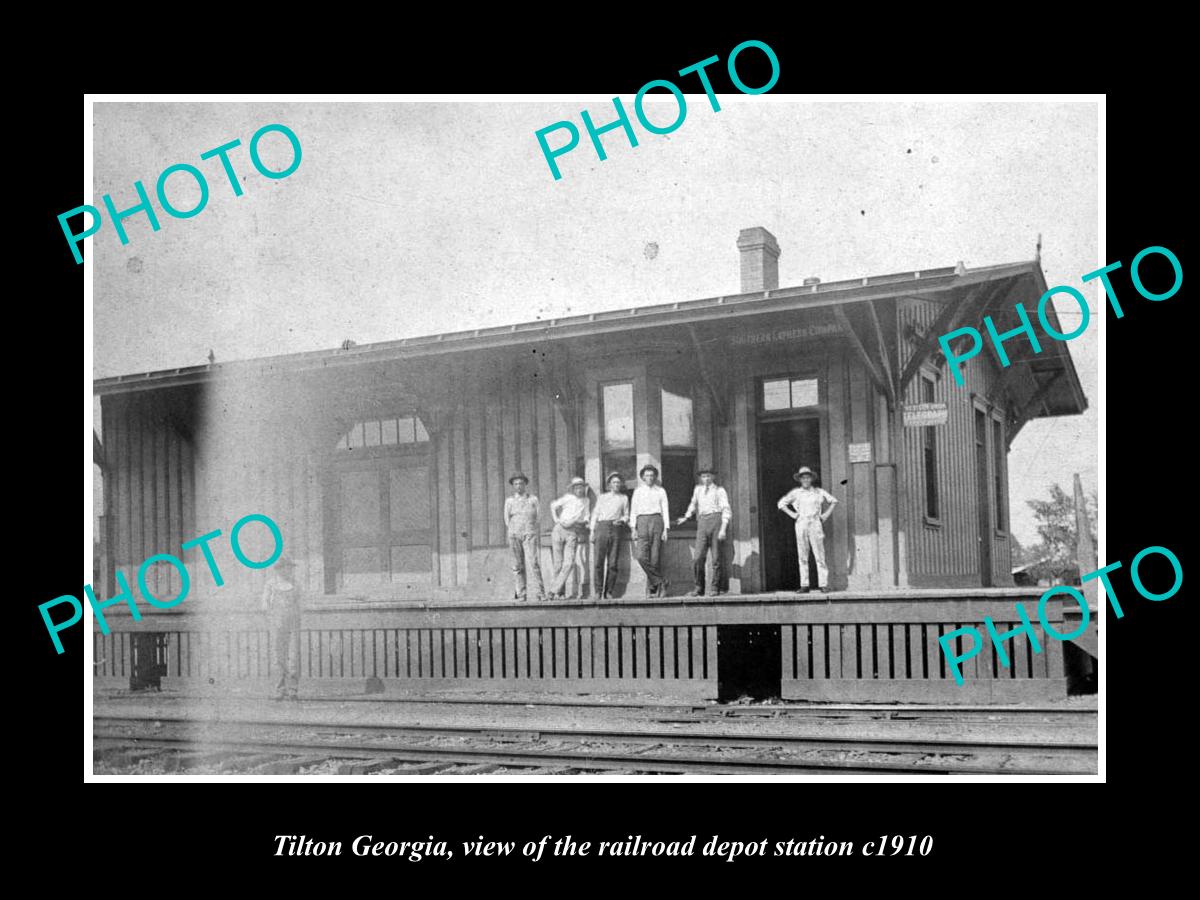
left=536, top=389, right=556, bottom=519
left=486, top=395, right=505, bottom=548
left=469, top=395, right=489, bottom=549
left=898, top=298, right=1013, bottom=584
left=128, top=400, right=143, bottom=585
left=826, top=348, right=848, bottom=587
left=104, top=392, right=201, bottom=598
left=436, top=426, right=454, bottom=587
left=452, top=412, right=471, bottom=584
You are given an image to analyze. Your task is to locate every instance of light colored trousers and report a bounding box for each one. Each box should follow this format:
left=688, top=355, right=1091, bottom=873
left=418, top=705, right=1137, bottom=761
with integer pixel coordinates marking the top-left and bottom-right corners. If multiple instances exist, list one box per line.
left=795, top=516, right=828, bottom=588
left=509, top=533, right=545, bottom=600
left=550, top=523, right=587, bottom=596
left=270, top=609, right=301, bottom=696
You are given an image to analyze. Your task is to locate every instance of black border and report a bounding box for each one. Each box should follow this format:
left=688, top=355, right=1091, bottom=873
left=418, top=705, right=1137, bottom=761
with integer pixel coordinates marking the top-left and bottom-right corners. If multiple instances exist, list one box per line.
left=21, top=24, right=1187, bottom=883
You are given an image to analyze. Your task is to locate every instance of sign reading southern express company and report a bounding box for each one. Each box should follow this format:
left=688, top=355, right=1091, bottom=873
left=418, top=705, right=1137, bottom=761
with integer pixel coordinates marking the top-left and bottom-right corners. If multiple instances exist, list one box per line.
left=728, top=322, right=842, bottom=347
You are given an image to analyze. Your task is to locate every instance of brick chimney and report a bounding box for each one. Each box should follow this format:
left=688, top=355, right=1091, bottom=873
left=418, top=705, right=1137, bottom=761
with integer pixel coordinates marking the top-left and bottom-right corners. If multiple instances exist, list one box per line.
left=736, top=227, right=781, bottom=292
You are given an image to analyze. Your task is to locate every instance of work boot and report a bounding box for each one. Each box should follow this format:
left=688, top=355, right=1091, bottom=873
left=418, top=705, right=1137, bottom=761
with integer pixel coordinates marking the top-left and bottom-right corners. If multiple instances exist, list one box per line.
left=686, top=589, right=703, bottom=598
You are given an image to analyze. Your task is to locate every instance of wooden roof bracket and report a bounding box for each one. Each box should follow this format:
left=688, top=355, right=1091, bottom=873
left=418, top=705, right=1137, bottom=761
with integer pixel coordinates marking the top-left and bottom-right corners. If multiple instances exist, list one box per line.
left=549, top=353, right=582, bottom=438
left=864, top=298, right=897, bottom=405
left=898, top=280, right=1007, bottom=394
left=834, top=304, right=895, bottom=408
left=1006, top=369, right=1065, bottom=447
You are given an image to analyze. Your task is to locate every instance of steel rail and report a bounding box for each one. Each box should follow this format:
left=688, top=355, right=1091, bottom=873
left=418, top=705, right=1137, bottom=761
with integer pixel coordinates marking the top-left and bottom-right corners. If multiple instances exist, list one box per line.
left=93, top=733, right=1084, bottom=776
left=93, top=714, right=1097, bottom=753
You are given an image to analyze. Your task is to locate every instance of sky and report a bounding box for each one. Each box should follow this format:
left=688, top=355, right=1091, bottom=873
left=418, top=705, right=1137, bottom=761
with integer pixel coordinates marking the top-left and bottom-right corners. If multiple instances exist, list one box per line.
left=90, top=99, right=1099, bottom=549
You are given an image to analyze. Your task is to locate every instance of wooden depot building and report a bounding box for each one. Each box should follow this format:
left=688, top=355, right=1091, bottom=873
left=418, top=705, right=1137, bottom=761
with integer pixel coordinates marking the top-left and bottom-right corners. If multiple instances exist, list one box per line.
left=92, top=227, right=1088, bottom=702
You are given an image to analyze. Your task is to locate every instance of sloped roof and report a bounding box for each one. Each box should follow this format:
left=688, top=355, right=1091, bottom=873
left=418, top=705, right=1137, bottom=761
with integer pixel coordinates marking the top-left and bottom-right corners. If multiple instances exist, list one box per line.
left=93, top=259, right=1087, bottom=420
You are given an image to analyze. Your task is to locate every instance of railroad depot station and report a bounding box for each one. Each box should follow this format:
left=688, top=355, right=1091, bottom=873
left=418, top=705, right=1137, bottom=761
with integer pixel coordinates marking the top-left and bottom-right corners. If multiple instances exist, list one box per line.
left=92, top=227, right=1088, bottom=703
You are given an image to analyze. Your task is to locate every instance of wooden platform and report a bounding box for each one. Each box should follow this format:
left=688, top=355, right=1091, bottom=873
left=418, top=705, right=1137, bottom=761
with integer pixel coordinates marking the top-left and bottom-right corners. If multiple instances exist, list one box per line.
left=93, top=589, right=1070, bottom=703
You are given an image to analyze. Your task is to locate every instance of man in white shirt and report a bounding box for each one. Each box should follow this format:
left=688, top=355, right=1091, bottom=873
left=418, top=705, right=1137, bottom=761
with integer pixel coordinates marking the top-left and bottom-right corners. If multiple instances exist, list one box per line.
left=776, top=466, right=838, bottom=593
left=630, top=464, right=670, bottom=598
left=676, top=466, right=731, bottom=597
left=260, top=556, right=302, bottom=701
left=549, top=476, right=591, bottom=599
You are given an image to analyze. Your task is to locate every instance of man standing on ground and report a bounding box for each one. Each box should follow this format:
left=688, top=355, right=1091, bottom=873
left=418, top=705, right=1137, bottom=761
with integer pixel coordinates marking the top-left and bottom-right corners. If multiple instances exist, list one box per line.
left=631, top=464, right=670, bottom=598
left=676, top=466, right=731, bottom=597
left=504, top=473, right=545, bottom=602
left=549, top=476, right=591, bottom=599
left=261, top=556, right=302, bottom=701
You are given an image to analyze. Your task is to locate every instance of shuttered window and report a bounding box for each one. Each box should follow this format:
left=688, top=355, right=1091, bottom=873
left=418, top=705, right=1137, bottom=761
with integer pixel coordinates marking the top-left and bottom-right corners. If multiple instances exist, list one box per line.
left=601, top=382, right=636, bottom=495
left=922, top=374, right=940, bottom=521
left=661, top=385, right=696, bottom=531
left=993, top=416, right=1006, bottom=532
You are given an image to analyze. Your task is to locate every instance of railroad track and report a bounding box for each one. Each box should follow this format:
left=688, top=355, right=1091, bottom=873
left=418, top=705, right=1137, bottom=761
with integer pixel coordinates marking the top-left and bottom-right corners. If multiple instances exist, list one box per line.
left=93, top=714, right=1096, bottom=775
left=96, top=693, right=1099, bottom=725
left=93, top=741, right=615, bottom=776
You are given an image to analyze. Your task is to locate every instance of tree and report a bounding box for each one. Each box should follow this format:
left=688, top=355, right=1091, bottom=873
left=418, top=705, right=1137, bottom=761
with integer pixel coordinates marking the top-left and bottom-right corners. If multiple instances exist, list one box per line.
left=1024, top=482, right=1098, bottom=584
left=1009, top=533, right=1026, bottom=566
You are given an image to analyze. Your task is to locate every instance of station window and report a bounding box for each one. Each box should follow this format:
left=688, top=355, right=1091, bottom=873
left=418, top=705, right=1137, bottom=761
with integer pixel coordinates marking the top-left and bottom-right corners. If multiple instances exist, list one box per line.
left=661, top=386, right=696, bottom=529
left=762, top=377, right=819, bottom=411
left=922, top=374, right=940, bottom=521
left=993, top=417, right=1006, bottom=532
left=601, top=382, right=636, bottom=494
left=335, top=415, right=429, bottom=450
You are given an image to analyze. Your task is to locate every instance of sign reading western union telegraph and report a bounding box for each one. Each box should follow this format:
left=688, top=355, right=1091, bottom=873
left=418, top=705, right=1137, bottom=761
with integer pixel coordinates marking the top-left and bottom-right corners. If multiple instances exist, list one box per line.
left=729, top=322, right=842, bottom=346
left=903, top=402, right=949, bottom=427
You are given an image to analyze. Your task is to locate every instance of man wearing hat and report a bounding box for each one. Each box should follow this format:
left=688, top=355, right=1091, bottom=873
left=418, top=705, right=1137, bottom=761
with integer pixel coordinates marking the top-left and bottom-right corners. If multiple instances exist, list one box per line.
left=630, top=464, right=671, bottom=598
left=504, top=473, right=545, bottom=602
left=676, top=466, right=731, bottom=596
left=260, top=555, right=302, bottom=701
left=590, top=471, right=630, bottom=599
left=777, top=467, right=838, bottom=593
left=549, top=476, right=592, bottom=599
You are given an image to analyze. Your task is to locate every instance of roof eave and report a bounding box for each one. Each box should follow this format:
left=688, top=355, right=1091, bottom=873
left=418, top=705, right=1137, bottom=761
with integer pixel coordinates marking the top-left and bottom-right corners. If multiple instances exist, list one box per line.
left=93, top=260, right=1044, bottom=397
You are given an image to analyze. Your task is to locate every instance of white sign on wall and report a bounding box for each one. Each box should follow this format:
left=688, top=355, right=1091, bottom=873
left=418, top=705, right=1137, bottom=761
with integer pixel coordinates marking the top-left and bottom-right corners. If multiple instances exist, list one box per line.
left=848, top=442, right=872, bottom=463
left=903, top=402, right=949, bottom=427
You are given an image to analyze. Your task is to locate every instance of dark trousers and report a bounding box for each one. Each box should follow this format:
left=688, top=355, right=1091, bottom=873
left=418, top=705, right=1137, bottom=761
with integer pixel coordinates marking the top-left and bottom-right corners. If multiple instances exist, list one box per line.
left=635, top=513, right=665, bottom=591
left=593, top=520, right=622, bottom=597
left=692, top=513, right=725, bottom=594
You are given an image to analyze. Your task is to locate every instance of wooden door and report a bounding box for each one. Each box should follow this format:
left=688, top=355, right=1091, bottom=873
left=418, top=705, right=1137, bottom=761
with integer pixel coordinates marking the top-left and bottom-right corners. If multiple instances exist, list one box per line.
left=757, top=417, right=822, bottom=591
